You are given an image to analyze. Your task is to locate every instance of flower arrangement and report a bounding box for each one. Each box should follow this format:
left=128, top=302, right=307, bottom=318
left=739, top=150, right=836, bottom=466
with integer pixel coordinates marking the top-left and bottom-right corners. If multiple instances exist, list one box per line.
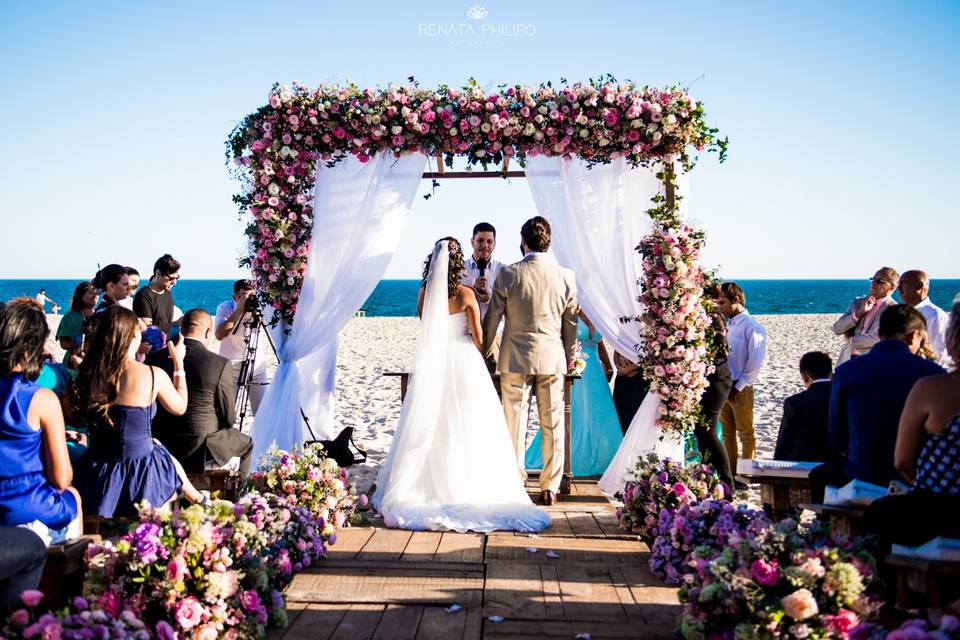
left=1, top=591, right=152, bottom=640
left=568, top=340, right=587, bottom=376
left=615, top=453, right=728, bottom=545
left=226, top=78, right=726, bottom=325
left=677, top=518, right=880, bottom=640
left=142, top=326, right=167, bottom=353
left=84, top=501, right=287, bottom=639
left=851, top=611, right=960, bottom=639
left=245, top=443, right=365, bottom=530
left=649, top=498, right=769, bottom=586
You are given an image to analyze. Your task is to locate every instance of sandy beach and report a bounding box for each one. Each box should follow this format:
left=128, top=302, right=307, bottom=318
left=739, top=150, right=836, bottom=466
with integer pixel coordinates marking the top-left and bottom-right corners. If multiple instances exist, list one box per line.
left=44, top=313, right=843, bottom=500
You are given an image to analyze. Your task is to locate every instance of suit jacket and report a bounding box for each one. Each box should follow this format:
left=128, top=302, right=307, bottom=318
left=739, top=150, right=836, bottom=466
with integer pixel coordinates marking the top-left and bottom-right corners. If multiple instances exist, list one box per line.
left=774, top=381, right=832, bottom=462
left=828, top=340, right=944, bottom=486
left=146, top=338, right=249, bottom=471
left=482, top=253, right=578, bottom=375
left=832, top=296, right=895, bottom=363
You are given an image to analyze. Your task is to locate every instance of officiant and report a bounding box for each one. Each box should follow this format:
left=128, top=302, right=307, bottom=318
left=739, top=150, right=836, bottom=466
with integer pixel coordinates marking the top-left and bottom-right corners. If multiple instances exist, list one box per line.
left=461, top=222, right=503, bottom=320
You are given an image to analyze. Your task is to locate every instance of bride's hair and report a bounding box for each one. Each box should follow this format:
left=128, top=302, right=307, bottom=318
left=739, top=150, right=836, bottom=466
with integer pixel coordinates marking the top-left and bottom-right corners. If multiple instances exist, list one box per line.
left=421, top=237, right=465, bottom=299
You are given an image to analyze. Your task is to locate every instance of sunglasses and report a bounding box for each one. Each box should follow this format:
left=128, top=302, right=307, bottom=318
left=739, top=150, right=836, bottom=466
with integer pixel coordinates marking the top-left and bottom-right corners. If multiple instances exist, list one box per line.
left=870, top=277, right=892, bottom=286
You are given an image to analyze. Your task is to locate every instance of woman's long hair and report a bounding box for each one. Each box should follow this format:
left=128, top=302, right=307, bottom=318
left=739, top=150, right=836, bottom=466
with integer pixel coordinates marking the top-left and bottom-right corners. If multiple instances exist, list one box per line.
left=71, top=280, right=96, bottom=313
left=420, top=237, right=465, bottom=299
left=0, top=298, right=49, bottom=381
left=71, top=306, right=138, bottom=426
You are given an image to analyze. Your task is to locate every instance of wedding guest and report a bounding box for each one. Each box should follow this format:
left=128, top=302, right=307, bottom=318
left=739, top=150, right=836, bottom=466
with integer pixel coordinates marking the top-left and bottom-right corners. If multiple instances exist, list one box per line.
left=215, top=280, right=269, bottom=417
left=133, top=253, right=180, bottom=331
left=117, top=266, right=141, bottom=311
left=696, top=305, right=735, bottom=489
left=0, top=527, right=47, bottom=612
left=92, top=264, right=131, bottom=311
left=461, top=222, right=504, bottom=321
left=612, top=351, right=648, bottom=434
left=810, top=305, right=945, bottom=501
left=54, top=281, right=97, bottom=367
left=68, top=306, right=205, bottom=517
left=716, top=282, right=767, bottom=476
left=774, top=351, right=833, bottom=462
left=898, top=269, right=952, bottom=368
left=0, top=299, right=82, bottom=544
left=863, top=298, right=960, bottom=549
left=148, top=309, right=253, bottom=474
left=832, top=266, right=898, bottom=364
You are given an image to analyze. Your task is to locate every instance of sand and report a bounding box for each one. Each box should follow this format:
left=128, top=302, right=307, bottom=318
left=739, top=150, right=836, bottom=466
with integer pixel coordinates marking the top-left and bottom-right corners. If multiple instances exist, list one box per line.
left=44, top=313, right=843, bottom=502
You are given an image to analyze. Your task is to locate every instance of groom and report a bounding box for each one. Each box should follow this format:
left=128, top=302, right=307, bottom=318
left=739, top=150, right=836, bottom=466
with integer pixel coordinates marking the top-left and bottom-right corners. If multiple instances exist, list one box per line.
left=482, top=216, right=578, bottom=506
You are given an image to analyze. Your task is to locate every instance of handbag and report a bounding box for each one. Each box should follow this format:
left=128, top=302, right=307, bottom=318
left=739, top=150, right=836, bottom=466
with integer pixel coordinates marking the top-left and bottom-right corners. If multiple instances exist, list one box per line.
left=310, top=427, right=368, bottom=468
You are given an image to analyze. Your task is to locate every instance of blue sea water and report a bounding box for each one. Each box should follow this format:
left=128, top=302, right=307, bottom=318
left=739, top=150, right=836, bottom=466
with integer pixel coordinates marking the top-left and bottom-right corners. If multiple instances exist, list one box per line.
left=3, top=279, right=959, bottom=317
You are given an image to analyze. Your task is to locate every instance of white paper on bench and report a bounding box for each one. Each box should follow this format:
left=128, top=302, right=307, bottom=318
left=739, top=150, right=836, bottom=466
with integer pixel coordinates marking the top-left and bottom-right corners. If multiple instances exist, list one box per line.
left=824, top=479, right=887, bottom=507
left=736, top=458, right=819, bottom=478
left=892, top=537, right=960, bottom=562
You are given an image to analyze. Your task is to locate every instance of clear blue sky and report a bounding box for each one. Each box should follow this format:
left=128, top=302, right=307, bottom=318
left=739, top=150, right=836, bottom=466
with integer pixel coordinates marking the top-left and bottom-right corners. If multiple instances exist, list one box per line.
left=2, top=0, right=957, bottom=280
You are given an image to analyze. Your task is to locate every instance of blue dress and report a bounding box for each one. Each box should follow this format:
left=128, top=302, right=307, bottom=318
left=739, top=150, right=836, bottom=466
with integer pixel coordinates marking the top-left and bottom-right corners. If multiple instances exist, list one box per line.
left=76, top=387, right=182, bottom=517
left=0, top=375, right=78, bottom=529
left=525, top=321, right=623, bottom=476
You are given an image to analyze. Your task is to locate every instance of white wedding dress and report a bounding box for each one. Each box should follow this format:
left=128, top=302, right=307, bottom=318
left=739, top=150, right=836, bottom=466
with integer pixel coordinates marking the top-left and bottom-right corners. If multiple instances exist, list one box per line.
left=372, top=241, right=551, bottom=533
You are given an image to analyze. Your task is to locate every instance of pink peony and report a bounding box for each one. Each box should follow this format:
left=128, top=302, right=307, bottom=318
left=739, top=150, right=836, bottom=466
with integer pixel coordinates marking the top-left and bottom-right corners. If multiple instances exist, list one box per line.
left=751, top=558, right=780, bottom=586
left=782, top=588, right=819, bottom=621
left=11, top=608, right=30, bottom=626
left=96, top=591, right=121, bottom=617
left=825, top=609, right=859, bottom=636
left=174, top=596, right=204, bottom=630
left=167, top=555, right=188, bottom=582
left=20, top=590, right=44, bottom=607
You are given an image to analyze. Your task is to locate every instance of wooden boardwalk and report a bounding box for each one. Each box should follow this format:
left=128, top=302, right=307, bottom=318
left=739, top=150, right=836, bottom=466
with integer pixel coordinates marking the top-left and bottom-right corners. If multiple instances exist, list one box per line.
left=272, top=480, right=678, bottom=640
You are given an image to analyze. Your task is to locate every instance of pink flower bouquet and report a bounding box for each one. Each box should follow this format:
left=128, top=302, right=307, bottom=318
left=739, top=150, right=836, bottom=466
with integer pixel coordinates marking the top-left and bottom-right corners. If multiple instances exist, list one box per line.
left=1, top=593, right=152, bottom=640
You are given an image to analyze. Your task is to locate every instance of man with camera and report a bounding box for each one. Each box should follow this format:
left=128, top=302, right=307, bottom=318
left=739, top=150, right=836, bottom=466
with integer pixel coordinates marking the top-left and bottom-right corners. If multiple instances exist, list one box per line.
left=215, top=280, right=269, bottom=419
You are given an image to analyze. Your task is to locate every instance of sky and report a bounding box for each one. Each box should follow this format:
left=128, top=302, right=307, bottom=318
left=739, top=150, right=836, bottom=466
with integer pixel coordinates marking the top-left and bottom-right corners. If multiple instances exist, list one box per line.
left=1, top=0, right=958, bottom=280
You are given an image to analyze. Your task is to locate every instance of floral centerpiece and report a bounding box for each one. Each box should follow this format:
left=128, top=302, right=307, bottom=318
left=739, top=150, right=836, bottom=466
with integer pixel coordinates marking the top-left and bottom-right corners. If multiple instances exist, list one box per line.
left=678, top=518, right=880, bottom=639
left=615, top=453, right=728, bottom=545
left=2, top=591, right=152, bottom=640
left=245, top=443, right=364, bottom=530
left=84, top=501, right=287, bottom=639
left=649, top=499, right=768, bottom=586
left=568, top=340, right=587, bottom=376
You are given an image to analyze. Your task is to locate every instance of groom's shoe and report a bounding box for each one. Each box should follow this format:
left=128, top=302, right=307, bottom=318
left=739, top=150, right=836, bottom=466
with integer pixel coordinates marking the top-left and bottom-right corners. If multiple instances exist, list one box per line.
left=540, top=490, right=558, bottom=506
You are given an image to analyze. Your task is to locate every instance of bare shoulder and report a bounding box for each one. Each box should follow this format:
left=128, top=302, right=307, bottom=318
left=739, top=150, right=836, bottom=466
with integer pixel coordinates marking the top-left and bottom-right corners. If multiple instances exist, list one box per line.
left=459, top=284, right=477, bottom=302
left=912, top=373, right=956, bottom=397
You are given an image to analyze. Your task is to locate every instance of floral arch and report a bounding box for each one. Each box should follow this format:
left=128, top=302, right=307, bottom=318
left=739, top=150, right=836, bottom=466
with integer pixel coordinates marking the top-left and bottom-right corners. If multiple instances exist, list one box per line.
left=227, top=78, right=727, bottom=458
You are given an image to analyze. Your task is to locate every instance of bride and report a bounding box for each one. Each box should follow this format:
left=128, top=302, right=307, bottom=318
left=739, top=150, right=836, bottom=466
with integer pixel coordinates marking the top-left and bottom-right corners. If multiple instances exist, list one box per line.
left=372, top=238, right=550, bottom=533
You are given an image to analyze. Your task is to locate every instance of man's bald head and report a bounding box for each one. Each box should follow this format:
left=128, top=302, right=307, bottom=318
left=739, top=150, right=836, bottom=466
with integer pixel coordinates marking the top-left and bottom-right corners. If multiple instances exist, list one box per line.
left=182, top=308, right=213, bottom=339
left=898, top=270, right=930, bottom=307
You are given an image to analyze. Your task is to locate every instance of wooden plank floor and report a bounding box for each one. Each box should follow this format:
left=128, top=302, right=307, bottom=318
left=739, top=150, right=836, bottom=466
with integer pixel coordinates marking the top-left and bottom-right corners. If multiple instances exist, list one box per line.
left=273, top=480, right=678, bottom=640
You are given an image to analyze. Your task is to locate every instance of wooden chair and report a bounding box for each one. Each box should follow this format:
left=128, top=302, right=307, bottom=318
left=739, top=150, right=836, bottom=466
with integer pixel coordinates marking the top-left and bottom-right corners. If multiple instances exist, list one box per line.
left=886, top=554, right=960, bottom=609
left=187, top=469, right=242, bottom=501
left=740, top=474, right=813, bottom=520
left=39, top=535, right=100, bottom=604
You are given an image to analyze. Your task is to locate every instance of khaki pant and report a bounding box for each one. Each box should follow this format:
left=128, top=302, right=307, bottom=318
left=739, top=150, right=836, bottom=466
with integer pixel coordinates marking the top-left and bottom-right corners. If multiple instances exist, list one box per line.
left=720, top=385, right=756, bottom=472
left=500, top=372, right=564, bottom=492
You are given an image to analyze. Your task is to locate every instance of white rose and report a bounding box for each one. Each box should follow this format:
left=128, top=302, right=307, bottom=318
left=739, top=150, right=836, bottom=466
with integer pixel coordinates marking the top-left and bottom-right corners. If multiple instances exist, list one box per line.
left=480, top=122, right=491, bottom=133
left=598, top=137, right=609, bottom=146
left=653, top=131, right=663, bottom=141
left=632, top=119, right=643, bottom=129
left=391, top=126, right=402, bottom=135
left=538, top=105, right=548, bottom=115
left=268, top=183, right=280, bottom=196
left=523, top=123, right=536, bottom=136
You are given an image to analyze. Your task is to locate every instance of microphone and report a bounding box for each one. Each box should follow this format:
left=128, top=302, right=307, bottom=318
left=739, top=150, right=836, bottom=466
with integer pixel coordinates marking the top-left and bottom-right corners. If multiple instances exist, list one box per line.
left=476, top=257, right=489, bottom=278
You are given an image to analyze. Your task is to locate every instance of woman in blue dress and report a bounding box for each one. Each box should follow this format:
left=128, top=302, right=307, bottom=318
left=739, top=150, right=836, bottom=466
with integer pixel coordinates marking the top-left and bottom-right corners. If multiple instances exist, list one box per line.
left=525, top=312, right=622, bottom=476
left=67, top=306, right=205, bottom=517
left=0, top=299, right=81, bottom=541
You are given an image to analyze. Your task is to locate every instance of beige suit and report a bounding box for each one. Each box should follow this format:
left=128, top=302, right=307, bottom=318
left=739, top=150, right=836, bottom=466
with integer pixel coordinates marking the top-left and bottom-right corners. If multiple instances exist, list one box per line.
left=482, top=253, right=578, bottom=492
left=832, top=296, right=895, bottom=364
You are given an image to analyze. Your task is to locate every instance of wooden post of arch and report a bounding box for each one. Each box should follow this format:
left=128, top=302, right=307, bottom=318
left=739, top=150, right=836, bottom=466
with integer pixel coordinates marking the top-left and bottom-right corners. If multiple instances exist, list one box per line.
left=663, top=161, right=676, bottom=213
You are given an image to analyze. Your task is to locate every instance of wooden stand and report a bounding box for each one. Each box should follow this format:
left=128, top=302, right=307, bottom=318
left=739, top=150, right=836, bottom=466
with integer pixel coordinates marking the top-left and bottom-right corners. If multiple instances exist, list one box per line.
left=739, top=473, right=812, bottom=520
left=187, top=469, right=243, bottom=501
left=40, top=535, right=100, bottom=604
left=798, top=502, right=867, bottom=538
left=886, top=554, right=960, bottom=609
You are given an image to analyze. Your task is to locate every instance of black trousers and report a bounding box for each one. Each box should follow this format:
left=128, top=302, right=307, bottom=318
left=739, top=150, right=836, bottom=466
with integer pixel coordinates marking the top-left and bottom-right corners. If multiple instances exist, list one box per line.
left=808, top=460, right=850, bottom=503
left=0, top=527, right=47, bottom=612
left=865, top=490, right=960, bottom=548
left=696, top=360, right=734, bottom=488
left=612, top=373, right=649, bottom=435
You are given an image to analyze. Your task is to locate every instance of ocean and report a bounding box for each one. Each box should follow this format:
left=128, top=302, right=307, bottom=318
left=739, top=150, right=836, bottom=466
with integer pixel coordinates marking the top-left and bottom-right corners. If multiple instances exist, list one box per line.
left=3, top=279, right=959, bottom=317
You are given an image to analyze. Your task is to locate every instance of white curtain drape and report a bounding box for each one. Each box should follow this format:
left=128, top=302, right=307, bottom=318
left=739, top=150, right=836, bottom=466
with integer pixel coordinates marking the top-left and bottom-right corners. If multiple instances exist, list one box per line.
left=251, top=152, right=428, bottom=464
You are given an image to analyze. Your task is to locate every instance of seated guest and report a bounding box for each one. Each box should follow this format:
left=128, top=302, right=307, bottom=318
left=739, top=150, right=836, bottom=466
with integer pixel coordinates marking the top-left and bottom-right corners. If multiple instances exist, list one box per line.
left=54, top=280, right=97, bottom=367
left=899, top=269, right=952, bottom=368
left=147, top=309, right=252, bottom=474
left=0, top=527, right=47, bottom=612
left=68, top=306, right=205, bottom=517
left=0, top=300, right=82, bottom=544
left=832, top=266, right=898, bottom=364
left=864, top=298, right=960, bottom=547
left=774, top=351, right=833, bottom=462
left=133, top=254, right=181, bottom=331
left=810, top=305, right=945, bottom=501
left=612, top=351, right=648, bottom=435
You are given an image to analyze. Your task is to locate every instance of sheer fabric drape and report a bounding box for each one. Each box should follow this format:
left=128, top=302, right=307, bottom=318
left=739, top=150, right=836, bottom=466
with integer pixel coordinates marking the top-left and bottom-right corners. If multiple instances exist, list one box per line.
left=251, top=152, right=427, bottom=465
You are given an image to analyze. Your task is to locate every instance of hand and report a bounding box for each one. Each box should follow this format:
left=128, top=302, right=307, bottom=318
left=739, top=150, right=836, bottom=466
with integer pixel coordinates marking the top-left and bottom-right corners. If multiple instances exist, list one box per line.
left=168, top=334, right=186, bottom=365
left=855, top=296, right=877, bottom=317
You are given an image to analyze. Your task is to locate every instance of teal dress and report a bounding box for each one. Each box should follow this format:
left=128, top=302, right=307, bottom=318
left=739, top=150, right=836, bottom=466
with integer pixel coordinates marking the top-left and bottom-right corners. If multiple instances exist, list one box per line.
left=525, top=321, right=622, bottom=476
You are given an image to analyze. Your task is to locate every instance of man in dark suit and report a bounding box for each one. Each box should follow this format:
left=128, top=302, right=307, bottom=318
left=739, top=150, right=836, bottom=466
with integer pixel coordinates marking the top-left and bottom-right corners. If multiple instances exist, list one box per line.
left=809, top=305, right=944, bottom=500
left=774, top=351, right=833, bottom=462
left=146, top=309, right=253, bottom=474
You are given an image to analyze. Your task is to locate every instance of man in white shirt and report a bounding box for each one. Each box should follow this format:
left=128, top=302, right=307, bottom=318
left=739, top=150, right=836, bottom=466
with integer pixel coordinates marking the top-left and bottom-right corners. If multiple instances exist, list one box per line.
left=461, top=222, right=504, bottom=321
left=214, top=280, right=269, bottom=419
left=898, top=269, right=952, bottom=368
left=716, top=281, right=768, bottom=484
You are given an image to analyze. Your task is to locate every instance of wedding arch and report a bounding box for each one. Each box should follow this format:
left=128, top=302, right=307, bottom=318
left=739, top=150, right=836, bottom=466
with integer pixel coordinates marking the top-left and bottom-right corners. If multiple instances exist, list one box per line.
left=226, top=78, right=727, bottom=463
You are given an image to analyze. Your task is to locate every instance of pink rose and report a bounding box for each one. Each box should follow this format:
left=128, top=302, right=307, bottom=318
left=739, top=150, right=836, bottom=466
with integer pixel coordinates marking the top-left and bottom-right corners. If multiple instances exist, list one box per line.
left=307, top=468, right=321, bottom=481
left=20, top=590, right=44, bottom=608
left=96, top=591, right=121, bottom=617
left=11, top=608, right=30, bottom=626
left=751, top=559, right=780, bottom=586
left=167, top=555, right=188, bottom=582
left=268, top=95, right=281, bottom=109
left=174, top=596, right=204, bottom=630
left=825, top=609, right=858, bottom=636
left=781, top=588, right=819, bottom=621
left=333, top=127, right=346, bottom=139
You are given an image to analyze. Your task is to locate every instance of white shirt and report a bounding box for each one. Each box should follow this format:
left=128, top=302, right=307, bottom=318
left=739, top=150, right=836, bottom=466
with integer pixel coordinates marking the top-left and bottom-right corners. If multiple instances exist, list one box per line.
left=915, top=297, right=952, bottom=368
left=726, top=310, right=767, bottom=391
left=461, top=256, right=504, bottom=320
left=117, top=297, right=134, bottom=310
left=215, top=299, right=268, bottom=374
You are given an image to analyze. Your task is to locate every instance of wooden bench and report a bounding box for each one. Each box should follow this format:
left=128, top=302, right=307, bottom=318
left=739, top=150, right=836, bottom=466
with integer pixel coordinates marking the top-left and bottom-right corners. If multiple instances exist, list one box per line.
left=39, top=535, right=100, bottom=604
left=885, top=553, right=960, bottom=609
left=739, top=472, right=812, bottom=520
left=187, top=469, right=243, bottom=501
left=83, top=516, right=136, bottom=537
left=798, top=502, right=867, bottom=538
left=384, top=372, right=579, bottom=494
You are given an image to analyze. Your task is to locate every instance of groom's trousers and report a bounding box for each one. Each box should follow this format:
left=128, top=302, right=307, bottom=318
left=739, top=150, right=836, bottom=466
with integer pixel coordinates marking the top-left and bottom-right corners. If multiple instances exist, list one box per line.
left=500, top=372, right=565, bottom=493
